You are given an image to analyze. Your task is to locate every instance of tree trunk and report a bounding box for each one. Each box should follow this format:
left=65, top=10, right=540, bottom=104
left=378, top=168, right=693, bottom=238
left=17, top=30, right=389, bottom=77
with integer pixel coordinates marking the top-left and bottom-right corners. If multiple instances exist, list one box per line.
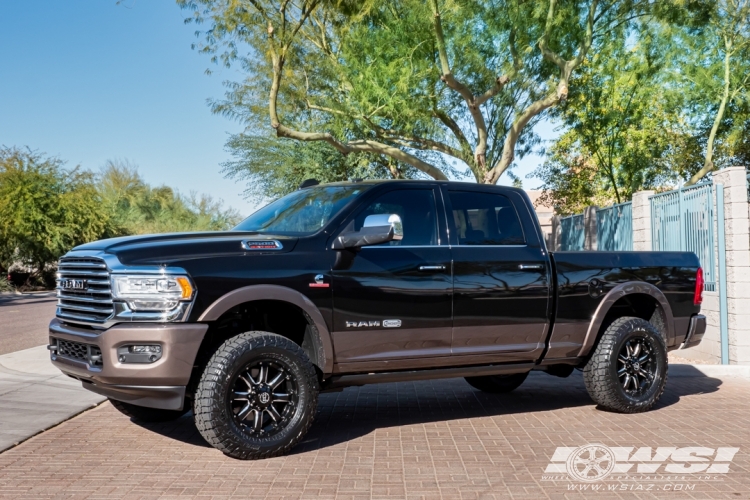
left=686, top=37, right=732, bottom=186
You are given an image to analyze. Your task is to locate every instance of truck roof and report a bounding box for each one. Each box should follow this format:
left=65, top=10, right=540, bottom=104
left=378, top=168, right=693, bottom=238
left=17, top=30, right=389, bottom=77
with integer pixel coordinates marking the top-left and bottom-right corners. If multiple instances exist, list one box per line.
left=308, top=178, right=527, bottom=195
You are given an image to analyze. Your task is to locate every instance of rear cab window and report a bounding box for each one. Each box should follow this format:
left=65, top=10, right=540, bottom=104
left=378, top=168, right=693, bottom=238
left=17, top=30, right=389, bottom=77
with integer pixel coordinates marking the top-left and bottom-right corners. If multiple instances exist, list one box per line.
left=447, top=191, right=526, bottom=245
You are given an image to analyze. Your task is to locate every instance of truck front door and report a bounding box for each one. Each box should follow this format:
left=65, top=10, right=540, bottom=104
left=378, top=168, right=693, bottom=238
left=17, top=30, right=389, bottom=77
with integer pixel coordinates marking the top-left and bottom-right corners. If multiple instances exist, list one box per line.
left=444, top=187, right=551, bottom=363
left=330, top=186, right=452, bottom=370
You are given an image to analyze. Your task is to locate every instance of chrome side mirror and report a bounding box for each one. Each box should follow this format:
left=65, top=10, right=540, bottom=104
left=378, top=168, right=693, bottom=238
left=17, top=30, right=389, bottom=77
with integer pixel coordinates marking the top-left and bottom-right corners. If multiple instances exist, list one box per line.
left=332, top=213, right=404, bottom=249
left=362, top=214, right=403, bottom=241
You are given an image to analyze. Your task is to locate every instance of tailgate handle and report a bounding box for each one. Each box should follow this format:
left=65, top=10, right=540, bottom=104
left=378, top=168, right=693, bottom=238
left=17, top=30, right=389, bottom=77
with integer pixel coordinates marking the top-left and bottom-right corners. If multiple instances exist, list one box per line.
left=518, top=264, right=544, bottom=270
left=419, top=265, right=446, bottom=272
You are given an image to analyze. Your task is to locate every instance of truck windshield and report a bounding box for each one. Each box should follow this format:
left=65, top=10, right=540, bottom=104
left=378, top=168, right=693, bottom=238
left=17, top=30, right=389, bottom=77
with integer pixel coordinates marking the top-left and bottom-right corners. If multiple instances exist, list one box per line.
left=233, top=185, right=368, bottom=235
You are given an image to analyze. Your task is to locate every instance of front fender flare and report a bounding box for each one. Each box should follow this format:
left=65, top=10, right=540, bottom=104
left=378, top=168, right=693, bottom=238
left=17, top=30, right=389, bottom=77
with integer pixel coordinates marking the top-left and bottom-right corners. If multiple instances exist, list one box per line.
left=577, top=281, right=675, bottom=358
left=197, top=285, right=334, bottom=376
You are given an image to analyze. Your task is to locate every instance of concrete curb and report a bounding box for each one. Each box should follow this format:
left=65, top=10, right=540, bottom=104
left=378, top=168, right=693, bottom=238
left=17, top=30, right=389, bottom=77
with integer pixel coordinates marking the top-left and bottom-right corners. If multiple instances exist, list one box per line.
left=0, top=345, right=106, bottom=453
left=670, top=363, right=750, bottom=379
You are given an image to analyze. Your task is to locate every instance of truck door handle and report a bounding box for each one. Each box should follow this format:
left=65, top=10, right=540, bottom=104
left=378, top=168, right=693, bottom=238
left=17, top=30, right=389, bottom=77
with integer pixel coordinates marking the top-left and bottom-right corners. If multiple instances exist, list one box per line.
left=518, top=264, right=544, bottom=270
left=419, top=265, right=446, bottom=272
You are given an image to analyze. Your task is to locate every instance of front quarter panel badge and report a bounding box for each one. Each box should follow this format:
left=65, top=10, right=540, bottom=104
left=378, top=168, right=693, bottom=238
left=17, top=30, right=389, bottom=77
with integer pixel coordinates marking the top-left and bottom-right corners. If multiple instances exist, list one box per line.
left=309, top=274, right=329, bottom=288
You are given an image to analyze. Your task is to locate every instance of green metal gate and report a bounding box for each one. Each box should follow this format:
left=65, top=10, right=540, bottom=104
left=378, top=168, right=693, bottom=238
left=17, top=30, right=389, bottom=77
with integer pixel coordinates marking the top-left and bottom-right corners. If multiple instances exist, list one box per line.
left=650, top=183, right=716, bottom=291
left=596, top=202, right=633, bottom=251
left=559, top=213, right=585, bottom=251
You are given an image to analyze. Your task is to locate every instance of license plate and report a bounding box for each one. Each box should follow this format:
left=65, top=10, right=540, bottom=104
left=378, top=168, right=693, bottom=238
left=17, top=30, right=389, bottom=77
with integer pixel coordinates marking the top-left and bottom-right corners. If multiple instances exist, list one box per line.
left=61, top=279, right=87, bottom=290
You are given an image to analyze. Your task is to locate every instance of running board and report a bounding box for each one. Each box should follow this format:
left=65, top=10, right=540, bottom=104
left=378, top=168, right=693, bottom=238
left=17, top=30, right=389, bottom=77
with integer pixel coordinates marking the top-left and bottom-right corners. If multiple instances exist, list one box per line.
left=322, top=362, right=535, bottom=391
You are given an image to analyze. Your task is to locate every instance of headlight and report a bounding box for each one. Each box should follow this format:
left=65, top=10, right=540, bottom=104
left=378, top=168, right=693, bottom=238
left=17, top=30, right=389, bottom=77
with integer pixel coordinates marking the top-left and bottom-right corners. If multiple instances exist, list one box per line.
left=111, top=275, right=195, bottom=312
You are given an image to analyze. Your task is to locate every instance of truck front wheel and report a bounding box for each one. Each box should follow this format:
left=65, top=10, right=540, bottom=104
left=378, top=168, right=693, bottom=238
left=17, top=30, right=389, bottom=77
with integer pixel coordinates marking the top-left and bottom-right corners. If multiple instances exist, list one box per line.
left=583, top=317, right=667, bottom=413
left=193, top=331, right=319, bottom=460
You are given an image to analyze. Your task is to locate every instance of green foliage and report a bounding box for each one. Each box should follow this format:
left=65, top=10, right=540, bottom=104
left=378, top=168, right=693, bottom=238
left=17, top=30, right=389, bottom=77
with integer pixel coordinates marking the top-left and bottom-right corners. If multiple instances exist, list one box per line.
left=0, top=276, right=16, bottom=293
left=0, top=147, right=106, bottom=276
left=222, top=133, right=423, bottom=200
left=660, top=0, right=750, bottom=184
left=534, top=30, right=697, bottom=212
left=179, top=0, right=641, bottom=195
left=0, top=151, right=242, bottom=282
left=99, top=160, right=241, bottom=236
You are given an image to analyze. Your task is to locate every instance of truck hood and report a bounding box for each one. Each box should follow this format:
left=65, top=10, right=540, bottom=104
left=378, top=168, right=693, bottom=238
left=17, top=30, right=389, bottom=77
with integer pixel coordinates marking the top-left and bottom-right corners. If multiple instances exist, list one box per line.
left=72, top=231, right=299, bottom=266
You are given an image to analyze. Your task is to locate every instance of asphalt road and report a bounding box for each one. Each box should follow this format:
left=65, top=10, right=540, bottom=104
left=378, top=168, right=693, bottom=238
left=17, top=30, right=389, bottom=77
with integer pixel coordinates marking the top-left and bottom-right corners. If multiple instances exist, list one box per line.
left=0, top=293, right=56, bottom=355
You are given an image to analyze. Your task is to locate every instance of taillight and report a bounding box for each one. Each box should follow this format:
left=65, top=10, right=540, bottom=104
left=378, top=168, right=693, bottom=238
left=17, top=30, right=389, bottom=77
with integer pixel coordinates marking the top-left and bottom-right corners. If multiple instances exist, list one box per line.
left=694, top=268, right=704, bottom=305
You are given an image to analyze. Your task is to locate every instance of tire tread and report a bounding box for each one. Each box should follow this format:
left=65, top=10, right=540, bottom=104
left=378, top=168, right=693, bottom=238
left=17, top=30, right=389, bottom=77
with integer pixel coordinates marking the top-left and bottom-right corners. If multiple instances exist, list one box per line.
left=193, top=331, right=319, bottom=460
left=583, top=316, right=667, bottom=414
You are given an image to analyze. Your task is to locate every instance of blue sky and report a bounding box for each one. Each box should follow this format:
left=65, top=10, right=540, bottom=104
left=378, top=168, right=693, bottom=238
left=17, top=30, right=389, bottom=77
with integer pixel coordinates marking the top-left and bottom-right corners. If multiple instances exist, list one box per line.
left=0, top=1, right=554, bottom=215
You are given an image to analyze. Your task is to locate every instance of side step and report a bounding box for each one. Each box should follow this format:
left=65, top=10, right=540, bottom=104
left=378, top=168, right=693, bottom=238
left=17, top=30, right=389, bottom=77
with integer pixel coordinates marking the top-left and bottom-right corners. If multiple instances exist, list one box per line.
left=322, top=362, right=534, bottom=391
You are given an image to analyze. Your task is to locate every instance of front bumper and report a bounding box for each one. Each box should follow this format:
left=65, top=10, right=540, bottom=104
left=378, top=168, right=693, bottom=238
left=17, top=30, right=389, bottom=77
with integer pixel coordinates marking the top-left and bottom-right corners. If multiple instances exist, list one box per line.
left=49, top=318, right=207, bottom=410
left=681, top=314, right=706, bottom=349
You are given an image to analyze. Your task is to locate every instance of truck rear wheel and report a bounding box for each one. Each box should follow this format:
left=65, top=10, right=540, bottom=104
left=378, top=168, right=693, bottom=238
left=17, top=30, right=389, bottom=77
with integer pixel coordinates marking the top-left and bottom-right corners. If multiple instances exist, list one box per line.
left=193, top=331, right=319, bottom=460
left=465, top=372, right=528, bottom=393
left=109, top=399, right=189, bottom=423
left=583, top=317, right=667, bottom=413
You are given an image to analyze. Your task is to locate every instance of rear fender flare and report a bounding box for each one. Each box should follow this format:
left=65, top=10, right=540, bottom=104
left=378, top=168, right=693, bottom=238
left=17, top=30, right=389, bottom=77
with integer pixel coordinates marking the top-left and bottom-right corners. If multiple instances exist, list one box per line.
left=577, top=281, right=675, bottom=358
left=197, top=285, right=334, bottom=376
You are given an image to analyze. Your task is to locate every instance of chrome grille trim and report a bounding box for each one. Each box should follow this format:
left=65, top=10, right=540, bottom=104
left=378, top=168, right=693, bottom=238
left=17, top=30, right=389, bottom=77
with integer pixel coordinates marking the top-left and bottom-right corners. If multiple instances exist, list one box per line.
left=55, top=294, right=113, bottom=304
left=56, top=257, right=113, bottom=325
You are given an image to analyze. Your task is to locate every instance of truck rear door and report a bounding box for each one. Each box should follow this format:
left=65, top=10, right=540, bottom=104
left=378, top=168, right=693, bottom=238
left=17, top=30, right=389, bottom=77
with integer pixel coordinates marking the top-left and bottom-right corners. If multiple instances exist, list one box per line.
left=443, top=186, right=552, bottom=362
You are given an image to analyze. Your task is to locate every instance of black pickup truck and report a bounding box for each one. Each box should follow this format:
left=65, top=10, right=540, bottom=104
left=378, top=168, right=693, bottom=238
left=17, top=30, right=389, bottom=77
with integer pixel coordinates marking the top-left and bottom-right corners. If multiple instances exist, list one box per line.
left=49, top=180, right=706, bottom=459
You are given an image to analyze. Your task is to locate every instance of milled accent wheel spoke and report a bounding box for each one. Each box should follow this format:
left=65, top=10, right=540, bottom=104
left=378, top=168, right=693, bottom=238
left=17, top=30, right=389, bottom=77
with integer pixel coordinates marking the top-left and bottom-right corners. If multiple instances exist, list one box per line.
left=267, top=371, right=285, bottom=389
left=240, top=373, right=255, bottom=388
left=272, top=393, right=290, bottom=403
left=252, top=409, right=262, bottom=432
left=638, top=368, right=651, bottom=378
left=632, top=342, right=642, bottom=357
left=618, top=354, right=628, bottom=363
left=637, top=353, right=649, bottom=363
left=233, top=391, right=250, bottom=401
left=266, top=405, right=282, bottom=423
left=258, top=365, right=268, bottom=385
left=631, top=373, right=639, bottom=390
left=622, top=373, right=631, bottom=389
left=618, top=366, right=627, bottom=376
left=237, top=403, right=253, bottom=421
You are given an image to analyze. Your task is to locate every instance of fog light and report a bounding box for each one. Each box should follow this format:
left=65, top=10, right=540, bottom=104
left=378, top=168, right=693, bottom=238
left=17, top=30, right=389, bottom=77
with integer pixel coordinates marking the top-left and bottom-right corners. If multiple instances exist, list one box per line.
left=129, top=345, right=162, bottom=354
left=117, top=345, right=163, bottom=364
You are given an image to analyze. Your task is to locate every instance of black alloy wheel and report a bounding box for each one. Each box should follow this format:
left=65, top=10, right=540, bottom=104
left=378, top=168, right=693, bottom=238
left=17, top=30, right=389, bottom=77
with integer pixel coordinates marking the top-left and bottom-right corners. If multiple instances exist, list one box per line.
left=229, top=359, right=298, bottom=438
left=617, top=337, right=657, bottom=397
left=194, top=331, right=319, bottom=460
left=583, top=316, right=667, bottom=414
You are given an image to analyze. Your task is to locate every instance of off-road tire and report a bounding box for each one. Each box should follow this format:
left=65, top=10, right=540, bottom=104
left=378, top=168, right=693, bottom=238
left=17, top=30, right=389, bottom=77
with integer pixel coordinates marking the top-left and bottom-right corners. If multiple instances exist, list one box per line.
left=109, top=398, right=189, bottom=422
left=193, top=331, right=319, bottom=460
left=465, top=372, right=529, bottom=393
left=583, top=316, right=667, bottom=413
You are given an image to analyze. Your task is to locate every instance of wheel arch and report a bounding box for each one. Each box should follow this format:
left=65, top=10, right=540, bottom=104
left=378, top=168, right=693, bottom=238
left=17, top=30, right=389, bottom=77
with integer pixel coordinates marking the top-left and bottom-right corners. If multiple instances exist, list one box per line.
left=577, top=282, right=675, bottom=358
left=197, top=285, right=334, bottom=376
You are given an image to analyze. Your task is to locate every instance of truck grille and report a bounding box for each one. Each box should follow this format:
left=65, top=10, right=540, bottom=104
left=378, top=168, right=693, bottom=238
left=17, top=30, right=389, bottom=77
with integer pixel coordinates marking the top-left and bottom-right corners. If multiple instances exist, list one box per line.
left=54, top=339, right=103, bottom=367
left=56, top=257, right=113, bottom=324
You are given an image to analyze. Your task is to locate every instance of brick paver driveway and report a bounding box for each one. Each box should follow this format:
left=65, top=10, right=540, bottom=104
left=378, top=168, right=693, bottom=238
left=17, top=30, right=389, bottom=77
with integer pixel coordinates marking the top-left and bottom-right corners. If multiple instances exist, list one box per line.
left=0, top=371, right=748, bottom=499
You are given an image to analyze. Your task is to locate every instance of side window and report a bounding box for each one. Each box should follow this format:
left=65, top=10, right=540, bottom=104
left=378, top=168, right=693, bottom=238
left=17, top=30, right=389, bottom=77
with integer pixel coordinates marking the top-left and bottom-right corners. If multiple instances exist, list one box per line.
left=448, top=191, right=525, bottom=245
left=351, top=189, right=438, bottom=246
